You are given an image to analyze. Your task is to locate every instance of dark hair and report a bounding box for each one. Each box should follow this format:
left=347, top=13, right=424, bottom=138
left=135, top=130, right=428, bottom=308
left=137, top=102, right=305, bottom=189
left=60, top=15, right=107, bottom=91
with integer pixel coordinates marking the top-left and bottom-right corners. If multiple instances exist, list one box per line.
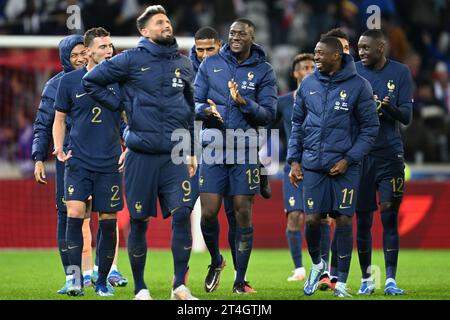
left=233, top=18, right=256, bottom=32
left=361, top=29, right=386, bottom=41
left=136, top=5, right=167, bottom=31
left=319, top=36, right=344, bottom=54
left=292, top=53, right=314, bottom=71
left=322, top=28, right=349, bottom=42
left=195, top=26, right=220, bottom=41
left=84, top=27, right=110, bottom=47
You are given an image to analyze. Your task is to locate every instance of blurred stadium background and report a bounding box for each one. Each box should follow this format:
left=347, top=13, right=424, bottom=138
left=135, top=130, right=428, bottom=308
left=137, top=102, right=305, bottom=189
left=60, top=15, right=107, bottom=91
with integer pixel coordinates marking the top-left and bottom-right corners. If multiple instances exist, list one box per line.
left=1, top=0, right=450, bottom=253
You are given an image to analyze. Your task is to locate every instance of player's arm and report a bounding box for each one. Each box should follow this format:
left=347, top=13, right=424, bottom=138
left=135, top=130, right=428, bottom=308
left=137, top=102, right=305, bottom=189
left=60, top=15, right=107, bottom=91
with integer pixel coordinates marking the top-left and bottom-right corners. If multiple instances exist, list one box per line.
left=343, top=80, right=380, bottom=165
left=287, top=89, right=307, bottom=186
left=82, top=52, right=130, bottom=112
left=52, top=111, right=71, bottom=162
left=194, top=61, right=214, bottom=121
left=231, top=68, right=278, bottom=127
left=32, top=84, right=57, bottom=184
left=378, top=68, right=413, bottom=126
left=183, top=63, right=198, bottom=177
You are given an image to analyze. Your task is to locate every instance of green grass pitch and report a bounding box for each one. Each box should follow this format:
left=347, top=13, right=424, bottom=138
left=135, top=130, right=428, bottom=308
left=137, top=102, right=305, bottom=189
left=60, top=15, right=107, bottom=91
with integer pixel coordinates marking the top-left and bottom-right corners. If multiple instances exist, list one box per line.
left=1, top=249, right=449, bottom=300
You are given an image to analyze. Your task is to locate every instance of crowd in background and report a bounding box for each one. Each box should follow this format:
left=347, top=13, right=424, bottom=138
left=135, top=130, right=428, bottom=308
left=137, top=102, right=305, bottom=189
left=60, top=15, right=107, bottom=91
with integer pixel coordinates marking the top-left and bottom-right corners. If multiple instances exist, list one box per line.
left=0, top=0, right=450, bottom=168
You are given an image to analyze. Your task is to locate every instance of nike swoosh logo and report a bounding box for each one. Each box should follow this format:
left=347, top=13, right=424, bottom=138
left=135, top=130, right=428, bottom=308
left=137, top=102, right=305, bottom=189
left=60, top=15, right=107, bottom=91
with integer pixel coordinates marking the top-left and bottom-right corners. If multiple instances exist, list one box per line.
left=309, top=91, right=318, bottom=95
left=339, top=255, right=349, bottom=259
left=111, top=202, right=121, bottom=207
left=133, top=253, right=145, bottom=258
left=184, top=246, right=192, bottom=250
left=386, top=248, right=398, bottom=252
left=249, top=186, right=258, bottom=190
left=141, top=67, right=151, bottom=72
left=61, top=249, right=68, bottom=252
left=68, top=245, right=78, bottom=250
left=107, top=256, right=115, bottom=259
left=339, top=205, right=351, bottom=209
left=76, top=93, right=87, bottom=98
left=213, top=68, right=223, bottom=73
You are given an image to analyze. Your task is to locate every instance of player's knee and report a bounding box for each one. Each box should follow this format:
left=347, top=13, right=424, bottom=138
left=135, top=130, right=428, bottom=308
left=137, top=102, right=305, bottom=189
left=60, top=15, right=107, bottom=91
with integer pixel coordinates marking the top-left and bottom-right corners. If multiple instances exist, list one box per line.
left=305, top=214, right=321, bottom=227
left=287, top=211, right=302, bottom=231
left=335, top=214, right=352, bottom=227
left=99, top=213, right=117, bottom=220
left=172, top=206, right=191, bottom=226
left=320, top=217, right=331, bottom=225
left=381, top=199, right=401, bottom=212
left=235, top=211, right=252, bottom=228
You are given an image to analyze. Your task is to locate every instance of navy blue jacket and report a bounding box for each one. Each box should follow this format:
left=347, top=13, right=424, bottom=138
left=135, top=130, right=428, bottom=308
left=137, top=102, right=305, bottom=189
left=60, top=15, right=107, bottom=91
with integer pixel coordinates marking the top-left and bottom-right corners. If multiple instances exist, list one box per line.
left=287, top=54, right=380, bottom=171
left=83, top=37, right=195, bottom=155
left=189, top=45, right=201, bottom=75
left=356, top=59, right=413, bottom=159
left=31, top=35, right=84, bottom=161
left=194, top=43, right=277, bottom=145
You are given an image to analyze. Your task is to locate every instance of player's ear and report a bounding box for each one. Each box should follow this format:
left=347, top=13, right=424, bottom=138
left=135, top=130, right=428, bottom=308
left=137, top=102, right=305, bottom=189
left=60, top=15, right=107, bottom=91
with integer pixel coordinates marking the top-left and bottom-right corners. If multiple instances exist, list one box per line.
left=139, top=27, right=150, bottom=38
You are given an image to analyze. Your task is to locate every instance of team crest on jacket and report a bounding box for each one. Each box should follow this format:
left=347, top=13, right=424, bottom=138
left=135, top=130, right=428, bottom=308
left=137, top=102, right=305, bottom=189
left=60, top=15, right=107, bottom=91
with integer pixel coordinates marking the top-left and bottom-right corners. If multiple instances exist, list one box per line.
left=241, top=71, right=256, bottom=91
left=172, top=68, right=184, bottom=88
left=335, top=90, right=349, bottom=111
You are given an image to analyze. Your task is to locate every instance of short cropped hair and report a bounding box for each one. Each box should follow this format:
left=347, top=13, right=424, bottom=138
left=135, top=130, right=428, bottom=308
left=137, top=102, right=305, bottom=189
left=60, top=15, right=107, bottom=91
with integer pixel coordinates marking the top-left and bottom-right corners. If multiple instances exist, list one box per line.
left=233, top=18, right=256, bottom=32
left=292, top=53, right=314, bottom=71
left=195, top=26, right=220, bottom=41
left=136, top=5, right=167, bottom=31
left=361, top=29, right=386, bottom=41
left=322, top=28, right=349, bottom=41
left=84, top=27, right=110, bottom=47
left=319, top=36, right=344, bottom=54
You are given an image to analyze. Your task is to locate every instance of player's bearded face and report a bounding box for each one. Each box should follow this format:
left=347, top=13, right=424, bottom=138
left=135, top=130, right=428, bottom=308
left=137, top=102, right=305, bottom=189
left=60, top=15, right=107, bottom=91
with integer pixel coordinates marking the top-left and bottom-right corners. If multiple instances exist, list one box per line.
left=142, top=13, right=174, bottom=46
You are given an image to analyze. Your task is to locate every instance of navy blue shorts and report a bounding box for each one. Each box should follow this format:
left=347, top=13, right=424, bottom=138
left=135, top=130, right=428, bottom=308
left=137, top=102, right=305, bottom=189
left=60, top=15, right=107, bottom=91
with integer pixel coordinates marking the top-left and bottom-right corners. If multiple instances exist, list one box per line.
left=124, top=150, right=192, bottom=219
left=64, top=159, right=123, bottom=213
left=356, top=155, right=405, bottom=212
left=283, top=164, right=304, bottom=213
left=302, top=165, right=361, bottom=217
left=199, top=163, right=260, bottom=196
left=55, top=159, right=67, bottom=212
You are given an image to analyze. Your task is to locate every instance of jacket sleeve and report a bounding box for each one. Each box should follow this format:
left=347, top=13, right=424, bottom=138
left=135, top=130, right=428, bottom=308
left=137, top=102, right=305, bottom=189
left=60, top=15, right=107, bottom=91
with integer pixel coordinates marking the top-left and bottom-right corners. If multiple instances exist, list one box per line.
left=239, top=67, right=278, bottom=127
left=184, top=62, right=195, bottom=156
left=344, top=80, right=380, bottom=164
left=286, top=88, right=306, bottom=164
left=82, top=52, right=130, bottom=112
left=31, top=83, right=56, bottom=162
left=194, top=61, right=211, bottom=121
left=379, top=66, right=413, bottom=126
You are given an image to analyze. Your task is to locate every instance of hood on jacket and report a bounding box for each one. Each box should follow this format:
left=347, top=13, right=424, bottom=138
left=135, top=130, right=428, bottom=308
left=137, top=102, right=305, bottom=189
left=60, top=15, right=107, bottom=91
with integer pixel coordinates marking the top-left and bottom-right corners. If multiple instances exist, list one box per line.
left=219, top=43, right=268, bottom=66
left=315, top=54, right=357, bottom=83
left=137, top=36, right=179, bottom=59
left=189, top=45, right=201, bottom=74
left=58, top=34, right=84, bottom=73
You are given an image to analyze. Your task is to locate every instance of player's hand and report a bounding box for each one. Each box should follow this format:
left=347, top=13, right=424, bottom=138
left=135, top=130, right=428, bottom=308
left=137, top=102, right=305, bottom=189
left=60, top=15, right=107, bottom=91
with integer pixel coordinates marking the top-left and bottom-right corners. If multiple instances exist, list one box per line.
left=329, top=159, right=349, bottom=176
left=187, top=155, right=198, bottom=178
left=118, top=148, right=128, bottom=173
left=53, top=147, right=72, bottom=162
left=228, top=79, right=246, bottom=106
left=381, top=96, right=391, bottom=107
left=289, top=162, right=303, bottom=187
left=205, top=99, right=224, bottom=123
left=34, top=161, right=47, bottom=185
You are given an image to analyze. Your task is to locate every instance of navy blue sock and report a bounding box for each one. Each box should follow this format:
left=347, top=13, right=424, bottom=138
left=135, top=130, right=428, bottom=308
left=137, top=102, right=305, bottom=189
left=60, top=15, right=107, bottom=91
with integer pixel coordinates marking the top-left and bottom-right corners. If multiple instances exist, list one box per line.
left=95, top=228, right=100, bottom=268
left=335, top=223, right=353, bottom=283
left=381, top=207, right=399, bottom=280
left=356, top=211, right=373, bottom=279
left=172, top=207, right=192, bottom=289
left=235, top=226, right=253, bottom=284
left=97, top=219, right=117, bottom=286
left=201, top=216, right=221, bottom=266
left=330, top=230, right=338, bottom=278
left=320, top=223, right=331, bottom=268
left=128, top=218, right=148, bottom=294
left=66, top=217, right=84, bottom=285
left=305, top=222, right=321, bottom=265
left=57, top=210, right=70, bottom=275
left=286, top=230, right=303, bottom=268
left=224, top=197, right=237, bottom=271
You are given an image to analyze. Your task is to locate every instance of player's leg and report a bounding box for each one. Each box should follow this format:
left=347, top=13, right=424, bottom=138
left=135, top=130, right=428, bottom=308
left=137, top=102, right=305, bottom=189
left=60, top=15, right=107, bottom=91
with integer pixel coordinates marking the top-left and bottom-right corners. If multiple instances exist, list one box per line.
left=199, top=163, right=227, bottom=293
left=124, top=150, right=155, bottom=300
left=318, top=216, right=332, bottom=290
left=64, top=162, right=92, bottom=296
left=224, top=196, right=237, bottom=272
left=81, top=218, right=93, bottom=287
left=107, top=224, right=129, bottom=287
left=229, top=162, right=260, bottom=294
left=158, top=155, right=198, bottom=300
left=302, top=168, right=328, bottom=296
left=329, top=226, right=338, bottom=287
left=55, top=160, right=71, bottom=294
left=331, top=165, right=360, bottom=298
left=378, top=159, right=405, bottom=295
left=355, top=156, right=377, bottom=295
